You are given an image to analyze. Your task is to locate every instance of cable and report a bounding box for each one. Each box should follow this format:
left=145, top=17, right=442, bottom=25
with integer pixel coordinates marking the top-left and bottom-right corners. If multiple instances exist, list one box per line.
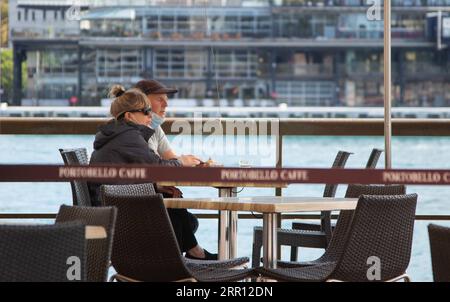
left=250, top=211, right=260, bottom=219
left=232, top=187, right=244, bottom=194
left=202, top=1, right=221, bottom=115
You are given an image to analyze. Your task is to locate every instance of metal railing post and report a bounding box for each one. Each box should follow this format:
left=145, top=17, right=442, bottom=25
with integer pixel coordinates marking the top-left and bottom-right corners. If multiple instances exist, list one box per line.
left=384, top=0, right=392, bottom=169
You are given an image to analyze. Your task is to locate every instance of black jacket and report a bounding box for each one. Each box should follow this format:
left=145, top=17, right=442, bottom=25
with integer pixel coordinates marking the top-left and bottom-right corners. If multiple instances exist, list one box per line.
left=89, top=119, right=181, bottom=205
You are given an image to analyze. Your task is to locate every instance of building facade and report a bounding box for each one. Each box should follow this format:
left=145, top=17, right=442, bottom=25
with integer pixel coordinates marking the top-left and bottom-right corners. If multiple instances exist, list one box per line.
left=8, top=0, right=450, bottom=107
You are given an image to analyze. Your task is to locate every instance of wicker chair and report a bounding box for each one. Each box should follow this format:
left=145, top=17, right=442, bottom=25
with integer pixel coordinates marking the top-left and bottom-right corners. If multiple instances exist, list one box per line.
left=59, top=148, right=89, bottom=165
left=100, top=184, right=249, bottom=270
left=98, top=183, right=199, bottom=234
left=251, top=150, right=352, bottom=267
left=256, top=194, right=418, bottom=282
left=286, top=148, right=383, bottom=262
left=428, top=224, right=450, bottom=282
left=365, top=148, right=383, bottom=169
left=100, top=192, right=254, bottom=282
left=55, top=205, right=117, bottom=282
left=0, top=223, right=86, bottom=282
left=99, top=183, right=157, bottom=200
left=290, top=149, right=383, bottom=236
left=277, top=184, right=406, bottom=268
left=59, top=148, right=92, bottom=207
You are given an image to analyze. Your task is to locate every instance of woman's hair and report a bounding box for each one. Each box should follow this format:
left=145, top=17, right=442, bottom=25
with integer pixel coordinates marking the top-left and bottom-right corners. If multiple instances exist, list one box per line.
left=108, top=85, right=150, bottom=119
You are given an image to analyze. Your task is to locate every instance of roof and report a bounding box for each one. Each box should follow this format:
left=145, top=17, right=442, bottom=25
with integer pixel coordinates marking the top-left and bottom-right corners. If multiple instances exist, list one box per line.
left=17, top=0, right=90, bottom=7
left=81, top=8, right=136, bottom=20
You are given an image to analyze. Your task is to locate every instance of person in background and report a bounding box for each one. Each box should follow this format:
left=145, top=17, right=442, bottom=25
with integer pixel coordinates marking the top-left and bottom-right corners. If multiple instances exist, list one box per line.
left=89, top=85, right=217, bottom=260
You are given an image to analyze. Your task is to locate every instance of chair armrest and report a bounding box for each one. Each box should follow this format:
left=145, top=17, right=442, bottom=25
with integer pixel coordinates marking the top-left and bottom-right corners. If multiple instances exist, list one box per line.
left=292, top=222, right=336, bottom=231
left=111, top=274, right=141, bottom=282
left=292, top=222, right=322, bottom=231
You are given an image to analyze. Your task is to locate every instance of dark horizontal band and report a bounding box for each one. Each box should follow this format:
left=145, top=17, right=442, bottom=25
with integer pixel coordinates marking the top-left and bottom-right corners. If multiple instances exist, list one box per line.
left=1, top=164, right=450, bottom=185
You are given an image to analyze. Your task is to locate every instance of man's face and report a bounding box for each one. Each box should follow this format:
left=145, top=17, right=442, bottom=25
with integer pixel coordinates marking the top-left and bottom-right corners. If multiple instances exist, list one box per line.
left=147, top=94, right=169, bottom=118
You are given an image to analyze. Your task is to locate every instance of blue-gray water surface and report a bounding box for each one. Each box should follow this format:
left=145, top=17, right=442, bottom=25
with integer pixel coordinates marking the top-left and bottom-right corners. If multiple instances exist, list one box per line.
left=1, top=134, right=449, bottom=282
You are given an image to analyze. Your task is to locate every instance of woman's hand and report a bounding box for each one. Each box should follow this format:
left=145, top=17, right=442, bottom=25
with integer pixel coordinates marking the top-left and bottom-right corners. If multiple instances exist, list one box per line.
left=156, top=185, right=183, bottom=198
left=178, top=155, right=202, bottom=167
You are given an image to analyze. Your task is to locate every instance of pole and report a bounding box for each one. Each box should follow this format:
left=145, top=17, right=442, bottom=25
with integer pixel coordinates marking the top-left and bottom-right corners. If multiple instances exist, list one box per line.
left=438, top=10, right=443, bottom=50
left=0, top=4, right=2, bottom=102
left=384, top=0, right=392, bottom=169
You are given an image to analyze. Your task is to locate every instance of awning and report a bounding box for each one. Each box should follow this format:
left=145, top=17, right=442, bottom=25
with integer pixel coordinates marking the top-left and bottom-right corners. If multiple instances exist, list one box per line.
left=81, top=8, right=136, bottom=20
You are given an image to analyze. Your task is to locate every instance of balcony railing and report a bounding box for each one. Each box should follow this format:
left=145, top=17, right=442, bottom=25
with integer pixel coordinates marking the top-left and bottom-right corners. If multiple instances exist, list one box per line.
left=405, top=62, right=450, bottom=75
left=276, top=0, right=450, bottom=8
left=1, top=117, right=450, bottom=223
left=11, top=28, right=80, bottom=40
left=275, top=63, right=334, bottom=78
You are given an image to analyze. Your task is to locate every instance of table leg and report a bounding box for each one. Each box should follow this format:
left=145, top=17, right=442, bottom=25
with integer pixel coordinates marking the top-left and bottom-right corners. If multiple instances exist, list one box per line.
left=263, top=213, right=278, bottom=269
left=218, top=188, right=237, bottom=260
left=229, top=211, right=238, bottom=259
left=218, top=210, right=229, bottom=260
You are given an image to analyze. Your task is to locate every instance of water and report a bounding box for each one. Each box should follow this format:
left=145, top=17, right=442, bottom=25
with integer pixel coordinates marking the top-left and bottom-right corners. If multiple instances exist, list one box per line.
left=1, top=134, right=450, bottom=281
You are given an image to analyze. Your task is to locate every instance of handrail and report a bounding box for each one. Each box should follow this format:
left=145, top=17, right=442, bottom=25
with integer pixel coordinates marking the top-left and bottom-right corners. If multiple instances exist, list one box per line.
left=1, top=117, right=450, bottom=222
left=1, top=117, right=450, bottom=136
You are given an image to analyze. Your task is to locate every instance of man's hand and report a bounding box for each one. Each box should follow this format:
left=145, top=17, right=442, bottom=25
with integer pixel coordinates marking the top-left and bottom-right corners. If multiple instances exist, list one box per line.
left=178, top=154, right=202, bottom=167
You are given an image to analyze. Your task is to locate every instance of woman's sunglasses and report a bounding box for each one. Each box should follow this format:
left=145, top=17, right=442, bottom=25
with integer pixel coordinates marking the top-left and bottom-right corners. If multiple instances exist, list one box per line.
left=117, top=106, right=151, bottom=119
left=128, top=107, right=152, bottom=116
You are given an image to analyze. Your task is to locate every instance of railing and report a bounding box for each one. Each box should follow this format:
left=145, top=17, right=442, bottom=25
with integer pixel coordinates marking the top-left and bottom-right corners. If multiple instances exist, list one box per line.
left=276, top=63, right=334, bottom=78
left=1, top=117, right=450, bottom=135
left=11, top=29, right=80, bottom=40
left=1, top=117, right=450, bottom=221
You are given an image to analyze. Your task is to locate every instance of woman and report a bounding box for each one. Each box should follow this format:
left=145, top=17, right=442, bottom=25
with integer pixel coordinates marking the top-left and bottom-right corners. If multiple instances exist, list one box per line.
left=89, top=85, right=217, bottom=260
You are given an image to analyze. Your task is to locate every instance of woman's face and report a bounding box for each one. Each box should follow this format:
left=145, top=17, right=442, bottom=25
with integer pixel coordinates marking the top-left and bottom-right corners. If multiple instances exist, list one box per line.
left=146, top=94, right=169, bottom=118
left=124, top=107, right=152, bottom=127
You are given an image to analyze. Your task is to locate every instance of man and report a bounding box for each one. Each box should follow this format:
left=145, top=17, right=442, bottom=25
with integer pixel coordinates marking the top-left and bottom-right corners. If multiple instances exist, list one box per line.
left=134, top=79, right=200, bottom=168
left=134, top=80, right=216, bottom=260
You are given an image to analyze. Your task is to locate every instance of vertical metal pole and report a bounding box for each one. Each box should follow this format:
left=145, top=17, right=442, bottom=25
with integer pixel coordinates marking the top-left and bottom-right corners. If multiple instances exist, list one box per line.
left=206, top=47, right=213, bottom=97
left=218, top=210, right=229, bottom=260
left=263, top=213, right=278, bottom=269
left=229, top=211, right=238, bottom=259
left=437, top=10, right=443, bottom=50
left=275, top=131, right=282, bottom=197
left=0, top=7, right=2, bottom=102
left=275, top=127, right=282, bottom=259
left=217, top=187, right=237, bottom=260
left=384, top=0, right=392, bottom=169
left=77, top=46, right=82, bottom=105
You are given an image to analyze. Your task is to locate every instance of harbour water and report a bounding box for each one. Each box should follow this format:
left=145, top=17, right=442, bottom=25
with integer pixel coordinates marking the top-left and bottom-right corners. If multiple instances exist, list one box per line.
left=1, top=134, right=450, bottom=281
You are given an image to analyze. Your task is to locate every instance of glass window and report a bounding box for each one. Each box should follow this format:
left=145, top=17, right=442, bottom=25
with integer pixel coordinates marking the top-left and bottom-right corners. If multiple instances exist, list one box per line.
left=154, top=49, right=207, bottom=78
